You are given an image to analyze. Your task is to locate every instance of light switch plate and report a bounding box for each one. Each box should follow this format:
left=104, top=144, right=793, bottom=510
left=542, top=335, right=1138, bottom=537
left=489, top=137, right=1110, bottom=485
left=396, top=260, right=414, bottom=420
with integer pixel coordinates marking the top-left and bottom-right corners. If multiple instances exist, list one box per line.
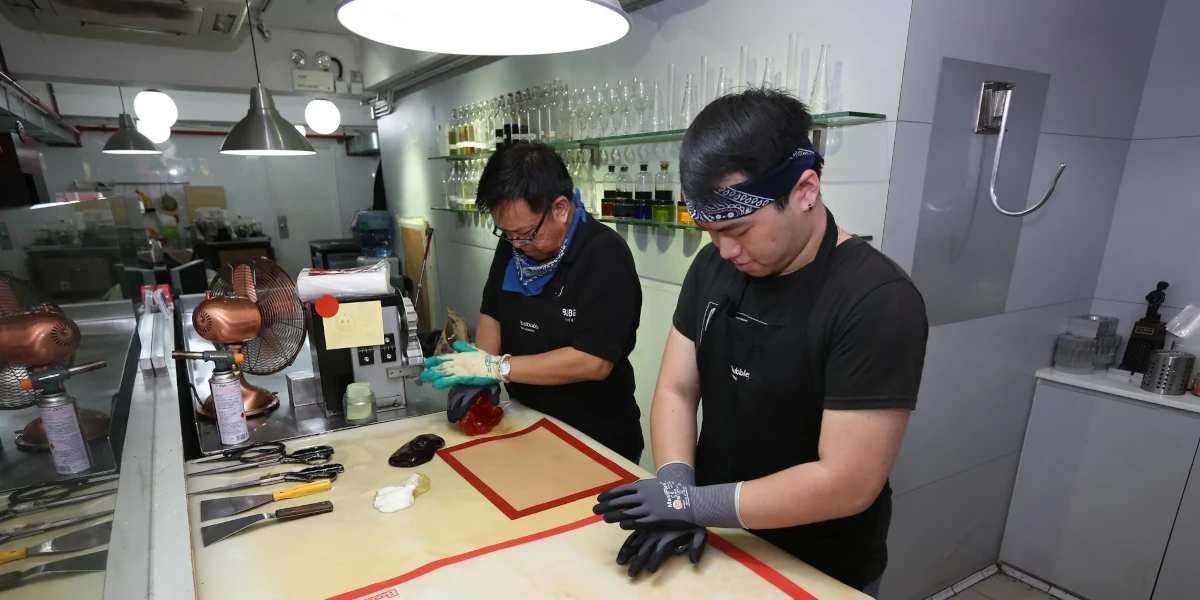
left=277, top=215, right=289, bottom=239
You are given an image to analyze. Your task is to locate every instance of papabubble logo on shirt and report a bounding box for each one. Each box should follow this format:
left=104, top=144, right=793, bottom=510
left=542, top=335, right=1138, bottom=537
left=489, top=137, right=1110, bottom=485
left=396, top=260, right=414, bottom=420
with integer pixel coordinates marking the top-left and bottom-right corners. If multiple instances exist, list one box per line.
left=731, top=366, right=750, bottom=381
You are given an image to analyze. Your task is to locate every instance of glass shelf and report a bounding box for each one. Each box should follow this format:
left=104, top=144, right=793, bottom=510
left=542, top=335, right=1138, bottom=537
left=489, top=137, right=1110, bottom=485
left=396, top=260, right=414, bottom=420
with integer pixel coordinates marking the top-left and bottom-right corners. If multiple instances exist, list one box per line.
left=597, top=216, right=703, bottom=231
left=431, top=206, right=483, bottom=213
left=428, top=111, right=886, bottom=161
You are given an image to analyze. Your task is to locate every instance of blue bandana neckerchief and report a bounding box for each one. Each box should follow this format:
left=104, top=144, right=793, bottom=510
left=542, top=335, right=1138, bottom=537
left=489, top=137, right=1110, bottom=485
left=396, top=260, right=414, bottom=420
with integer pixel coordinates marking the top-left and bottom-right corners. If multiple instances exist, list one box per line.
left=684, top=138, right=823, bottom=222
left=502, top=198, right=587, bottom=296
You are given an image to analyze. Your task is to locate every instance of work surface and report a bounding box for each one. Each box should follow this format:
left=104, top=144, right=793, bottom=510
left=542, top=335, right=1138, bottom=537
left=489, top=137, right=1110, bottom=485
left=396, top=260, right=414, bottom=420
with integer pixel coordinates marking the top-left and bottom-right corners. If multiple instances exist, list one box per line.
left=185, top=405, right=867, bottom=599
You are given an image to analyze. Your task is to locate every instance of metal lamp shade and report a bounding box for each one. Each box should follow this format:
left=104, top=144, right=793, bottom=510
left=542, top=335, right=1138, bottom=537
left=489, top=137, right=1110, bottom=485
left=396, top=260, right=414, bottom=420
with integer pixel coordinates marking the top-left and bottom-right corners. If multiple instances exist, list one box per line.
left=220, top=85, right=316, bottom=156
left=102, top=114, right=162, bottom=154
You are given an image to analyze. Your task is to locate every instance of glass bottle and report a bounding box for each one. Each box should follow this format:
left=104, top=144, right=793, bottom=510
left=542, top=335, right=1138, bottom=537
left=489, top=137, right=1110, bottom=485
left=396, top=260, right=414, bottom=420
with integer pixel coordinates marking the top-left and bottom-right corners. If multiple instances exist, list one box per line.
left=448, top=108, right=459, bottom=156
left=520, top=88, right=533, bottom=142
left=810, top=44, right=831, bottom=113
left=602, top=164, right=617, bottom=217
left=761, top=57, right=775, bottom=88
left=677, top=187, right=694, bottom=224
left=680, top=74, right=695, bottom=128
left=650, top=80, right=663, bottom=132
left=458, top=106, right=472, bottom=154
left=505, top=93, right=517, bottom=145
left=715, top=67, right=727, bottom=99
left=578, top=152, right=598, bottom=213
left=634, top=163, right=652, bottom=221
left=442, top=163, right=453, bottom=208
left=654, top=161, right=673, bottom=223
left=540, top=82, right=555, bottom=142
left=447, top=163, right=461, bottom=207
left=616, top=165, right=632, bottom=219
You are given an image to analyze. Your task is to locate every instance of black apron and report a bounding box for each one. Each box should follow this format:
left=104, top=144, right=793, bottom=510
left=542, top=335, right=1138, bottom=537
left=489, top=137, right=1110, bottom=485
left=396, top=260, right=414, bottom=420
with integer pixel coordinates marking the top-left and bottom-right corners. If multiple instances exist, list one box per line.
left=693, top=209, right=889, bottom=589
left=497, top=265, right=643, bottom=462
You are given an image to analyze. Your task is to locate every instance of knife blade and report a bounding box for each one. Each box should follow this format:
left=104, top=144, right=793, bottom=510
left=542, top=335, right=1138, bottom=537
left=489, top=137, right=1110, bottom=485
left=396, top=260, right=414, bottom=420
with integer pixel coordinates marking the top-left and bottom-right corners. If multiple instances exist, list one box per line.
left=0, top=549, right=108, bottom=591
left=0, top=509, right=114, bottom=544
left=201, top=500, right=333, bottom=547
left=199, top=479, right=331, bottom=522
left=0, top=520, right=113, bottom=566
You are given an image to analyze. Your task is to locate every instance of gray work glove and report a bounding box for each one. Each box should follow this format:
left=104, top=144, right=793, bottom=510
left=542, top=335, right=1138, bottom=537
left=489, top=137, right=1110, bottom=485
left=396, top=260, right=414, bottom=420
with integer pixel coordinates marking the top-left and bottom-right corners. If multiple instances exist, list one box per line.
left=446, top=383, right=500, bottom=423
left=616, top=527, right=707, bottom=577
left=593, top=462, right=743, bottom=530
left=611, top=462, right=708, bottom=577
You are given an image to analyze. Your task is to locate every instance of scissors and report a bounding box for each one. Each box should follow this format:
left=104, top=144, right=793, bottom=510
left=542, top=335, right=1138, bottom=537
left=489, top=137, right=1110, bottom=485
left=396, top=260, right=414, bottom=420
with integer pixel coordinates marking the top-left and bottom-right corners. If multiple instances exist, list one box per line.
left=0, top=489, right=117, bottom=524
left=188, top=464, right=345, bottom=495
left=7, top=473, right=120, bottom=505
left=187, top=443, right=334, bottom=477
left=0, top=509, right=114, bottom=544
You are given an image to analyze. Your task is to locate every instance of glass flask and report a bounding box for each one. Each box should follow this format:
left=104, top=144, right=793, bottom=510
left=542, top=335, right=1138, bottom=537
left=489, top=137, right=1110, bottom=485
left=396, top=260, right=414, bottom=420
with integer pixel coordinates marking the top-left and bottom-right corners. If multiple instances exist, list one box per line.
left=679, top=73, right=695, bottom=128
left=616, top=165, right=632, bottom=218
left=810, top=44, right=831, bottom=113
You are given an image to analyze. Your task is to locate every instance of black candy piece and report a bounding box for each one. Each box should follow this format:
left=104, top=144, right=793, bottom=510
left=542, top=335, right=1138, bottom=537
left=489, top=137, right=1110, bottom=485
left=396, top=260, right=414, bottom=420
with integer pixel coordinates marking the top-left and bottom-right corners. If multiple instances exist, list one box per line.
left=388, top=433, right=446, bottom=468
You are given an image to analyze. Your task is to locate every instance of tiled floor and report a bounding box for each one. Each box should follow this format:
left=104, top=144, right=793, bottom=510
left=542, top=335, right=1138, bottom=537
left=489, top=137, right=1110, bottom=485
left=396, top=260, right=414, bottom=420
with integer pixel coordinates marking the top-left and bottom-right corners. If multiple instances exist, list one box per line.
left=953, top=574, right=1056, bottom=600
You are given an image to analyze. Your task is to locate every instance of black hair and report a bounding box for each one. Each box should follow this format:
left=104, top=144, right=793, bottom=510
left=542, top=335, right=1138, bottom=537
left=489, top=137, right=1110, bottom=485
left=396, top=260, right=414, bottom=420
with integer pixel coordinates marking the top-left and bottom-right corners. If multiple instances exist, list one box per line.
left=475, top=142, right=574, bottom=213
left=680, top=88, right=823, bottom=210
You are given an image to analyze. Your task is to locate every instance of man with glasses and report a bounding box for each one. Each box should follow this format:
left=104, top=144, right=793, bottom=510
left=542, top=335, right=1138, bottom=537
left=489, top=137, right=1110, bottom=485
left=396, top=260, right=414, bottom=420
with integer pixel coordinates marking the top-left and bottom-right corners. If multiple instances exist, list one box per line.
left=421, top=143, right=644, bottom=462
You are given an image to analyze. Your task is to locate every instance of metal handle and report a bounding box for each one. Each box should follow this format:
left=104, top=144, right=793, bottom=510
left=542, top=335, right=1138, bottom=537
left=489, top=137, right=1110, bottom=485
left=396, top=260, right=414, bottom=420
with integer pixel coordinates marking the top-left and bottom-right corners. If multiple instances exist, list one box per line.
left=988, top=88, right=1066, bottom=217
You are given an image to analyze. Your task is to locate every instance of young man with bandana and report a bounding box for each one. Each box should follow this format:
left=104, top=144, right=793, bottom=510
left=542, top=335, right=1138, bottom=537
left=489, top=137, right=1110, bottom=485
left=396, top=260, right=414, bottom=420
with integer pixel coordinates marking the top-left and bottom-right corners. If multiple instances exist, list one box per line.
left=592, top=89, right=928, bottom=597
left=421, top=143, right=644, bottom=463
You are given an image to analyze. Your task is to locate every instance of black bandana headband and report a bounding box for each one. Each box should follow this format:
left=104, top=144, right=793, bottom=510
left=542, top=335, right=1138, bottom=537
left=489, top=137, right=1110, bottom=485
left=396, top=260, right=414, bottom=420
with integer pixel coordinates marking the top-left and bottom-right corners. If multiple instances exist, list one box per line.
left=684, top=138, right=822, bottom=222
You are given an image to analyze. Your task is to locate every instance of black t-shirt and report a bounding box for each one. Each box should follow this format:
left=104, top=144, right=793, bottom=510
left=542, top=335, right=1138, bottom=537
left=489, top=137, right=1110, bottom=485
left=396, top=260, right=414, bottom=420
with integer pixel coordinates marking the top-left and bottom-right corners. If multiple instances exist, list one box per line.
left=672, top=236, right=928, bottom=587
left=481, top=213, right=644, bottom=461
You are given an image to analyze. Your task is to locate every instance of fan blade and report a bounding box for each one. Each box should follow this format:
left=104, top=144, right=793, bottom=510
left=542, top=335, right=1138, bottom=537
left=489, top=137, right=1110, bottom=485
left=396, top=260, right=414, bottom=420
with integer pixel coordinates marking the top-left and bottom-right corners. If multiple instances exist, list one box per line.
left=0, top=280, right=17, bottom=317
left=231, top=264, right=257, bottom=302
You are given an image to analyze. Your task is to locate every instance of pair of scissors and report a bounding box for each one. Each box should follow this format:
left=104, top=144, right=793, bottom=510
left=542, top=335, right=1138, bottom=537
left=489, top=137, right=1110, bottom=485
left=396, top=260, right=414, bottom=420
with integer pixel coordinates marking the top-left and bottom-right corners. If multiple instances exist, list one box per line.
left=187, top=443, right=334, bottom=477
left=0, top=509, right=114, bottom=544
left=188, top=464, right=345, bottom=495
left=0, top=489, right=117, bottom=524
left=7, top=474, right=120, bottom=505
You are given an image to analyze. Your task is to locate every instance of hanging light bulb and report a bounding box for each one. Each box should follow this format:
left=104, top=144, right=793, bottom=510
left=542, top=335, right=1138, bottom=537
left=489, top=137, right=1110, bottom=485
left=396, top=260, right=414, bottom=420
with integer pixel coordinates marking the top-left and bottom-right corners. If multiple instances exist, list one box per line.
left=221, top=0, right=315, bottom=156
left=134, top=89, right=178, bottom=127
left=305, top=99, right=341, bottom=135
left=103, top=88, right=161, bottom=155
left=336, top=0, right=630, bottom=55
left=136, top=119, right=172, bottom=144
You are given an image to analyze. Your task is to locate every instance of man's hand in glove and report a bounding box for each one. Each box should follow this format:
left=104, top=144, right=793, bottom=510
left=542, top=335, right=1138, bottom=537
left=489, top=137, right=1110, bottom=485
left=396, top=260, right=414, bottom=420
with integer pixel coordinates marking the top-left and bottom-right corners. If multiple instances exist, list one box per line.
left=616, top=527, right=707, bottom=577
left=420, top=341, right=508, bottom=389
left=593, top=474, right=744, bottom=530
left=446, top=383, right=500, bottom=423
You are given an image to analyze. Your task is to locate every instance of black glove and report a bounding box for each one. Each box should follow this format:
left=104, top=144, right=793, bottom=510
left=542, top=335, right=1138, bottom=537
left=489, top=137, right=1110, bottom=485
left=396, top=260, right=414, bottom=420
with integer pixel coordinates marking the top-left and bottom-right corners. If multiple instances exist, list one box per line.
left=446, top=383, right=500, bottom=423
left=616, top=527, right=707, bottom=577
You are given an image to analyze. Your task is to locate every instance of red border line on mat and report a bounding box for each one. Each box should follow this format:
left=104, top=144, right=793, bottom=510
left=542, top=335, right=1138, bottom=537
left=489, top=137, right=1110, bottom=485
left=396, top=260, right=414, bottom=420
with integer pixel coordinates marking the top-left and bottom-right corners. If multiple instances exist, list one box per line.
left=326, top=515, right=603, bottom=600
left=706, top=534, right=819, bottom=600
left=327, top=515, right=819, bottom=600
left=435, top=418, right=638, bottom=520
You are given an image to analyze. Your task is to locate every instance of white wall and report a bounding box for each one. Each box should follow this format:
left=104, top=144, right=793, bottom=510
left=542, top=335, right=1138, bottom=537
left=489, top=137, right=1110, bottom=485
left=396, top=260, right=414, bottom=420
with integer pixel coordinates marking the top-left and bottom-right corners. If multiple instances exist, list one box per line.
left=0, top=17, right=361, bottom=95
left=375, top=0, right=914, bottom=472
left=1094, top=0, right=1200, bottom=322
left=0, top=131, right=378, bottom=278
left=880, top=1, right=1166, bottom=599
left=361, top=40, right=436, bottom=90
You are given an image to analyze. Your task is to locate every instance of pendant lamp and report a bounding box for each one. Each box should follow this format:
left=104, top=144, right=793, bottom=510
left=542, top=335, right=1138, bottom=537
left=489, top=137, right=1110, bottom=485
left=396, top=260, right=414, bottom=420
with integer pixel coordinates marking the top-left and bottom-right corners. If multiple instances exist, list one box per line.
left=336, top=0, right=631, bottom=56
left=103, top=88, right=161, bottom=155
left=220, top=1, right=315, bottom=156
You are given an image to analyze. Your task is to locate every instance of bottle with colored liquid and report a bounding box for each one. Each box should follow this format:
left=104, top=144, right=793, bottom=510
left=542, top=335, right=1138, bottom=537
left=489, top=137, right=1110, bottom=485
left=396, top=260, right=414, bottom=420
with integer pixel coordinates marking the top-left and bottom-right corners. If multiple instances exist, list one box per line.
left=654, top=162, right=674, bottom=223
left=634, top=164, right=653, bottom=221
left=602, top=165, right=617, bottom=217
left=447, top=108, right=459, bottom=156
left=616, top=166, right=632, bottom=219
left=678, top=188, right=695, bottom=224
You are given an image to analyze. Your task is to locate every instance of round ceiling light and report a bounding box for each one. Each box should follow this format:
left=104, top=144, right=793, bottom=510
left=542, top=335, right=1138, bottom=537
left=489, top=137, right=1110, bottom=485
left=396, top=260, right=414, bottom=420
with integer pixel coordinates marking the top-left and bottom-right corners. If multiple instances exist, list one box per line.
left=336, top=0, right=631, bottom=55
left=136, top=119, right=172, bottom=144
left=305, top=99, right=341, bottom=135
left=133, top=89, right=178, bottom=127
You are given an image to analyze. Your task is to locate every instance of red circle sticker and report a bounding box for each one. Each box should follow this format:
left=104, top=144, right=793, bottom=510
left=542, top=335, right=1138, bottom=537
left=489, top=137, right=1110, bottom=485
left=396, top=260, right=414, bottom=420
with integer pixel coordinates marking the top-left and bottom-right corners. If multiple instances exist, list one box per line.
left=314, top=295, right=339, bottom=318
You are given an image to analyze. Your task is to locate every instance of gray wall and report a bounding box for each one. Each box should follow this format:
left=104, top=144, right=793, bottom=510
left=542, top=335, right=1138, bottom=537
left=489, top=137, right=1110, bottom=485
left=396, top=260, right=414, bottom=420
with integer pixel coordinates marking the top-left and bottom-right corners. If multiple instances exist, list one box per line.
left=880, top=1, right=1165, bottom=598
left=1094, top=0, right=1200, bottom=327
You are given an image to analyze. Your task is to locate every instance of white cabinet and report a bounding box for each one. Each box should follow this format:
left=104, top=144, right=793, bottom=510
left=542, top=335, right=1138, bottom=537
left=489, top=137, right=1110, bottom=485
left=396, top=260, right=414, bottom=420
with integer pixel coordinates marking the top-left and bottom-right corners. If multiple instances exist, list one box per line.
left=1000, top=380, right=1200, bottom=600
left=1152, top=444, right=1200, bottom=600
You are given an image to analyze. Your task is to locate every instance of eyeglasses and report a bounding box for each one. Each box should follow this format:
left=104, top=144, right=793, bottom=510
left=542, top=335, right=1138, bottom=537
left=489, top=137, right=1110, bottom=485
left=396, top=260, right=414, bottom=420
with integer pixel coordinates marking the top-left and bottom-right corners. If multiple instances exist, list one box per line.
left=493, top=207, right=551, bottom=244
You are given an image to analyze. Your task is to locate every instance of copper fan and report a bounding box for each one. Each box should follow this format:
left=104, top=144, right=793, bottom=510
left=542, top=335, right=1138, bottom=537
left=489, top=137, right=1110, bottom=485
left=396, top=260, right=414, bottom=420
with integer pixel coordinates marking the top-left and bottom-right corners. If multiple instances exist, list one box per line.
left=192, top=258, right=306, bottom=418
left=0, top=272, right=109, bottom=450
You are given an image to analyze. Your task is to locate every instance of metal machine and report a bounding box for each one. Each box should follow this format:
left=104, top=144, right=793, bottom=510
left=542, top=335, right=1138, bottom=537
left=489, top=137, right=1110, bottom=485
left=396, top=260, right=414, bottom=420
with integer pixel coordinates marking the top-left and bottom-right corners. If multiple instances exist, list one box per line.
left=306, top=293, right=424, bottom=418
left=0, top=273, right=110, bottom=454
left=189, top=258, right=307, bottom=418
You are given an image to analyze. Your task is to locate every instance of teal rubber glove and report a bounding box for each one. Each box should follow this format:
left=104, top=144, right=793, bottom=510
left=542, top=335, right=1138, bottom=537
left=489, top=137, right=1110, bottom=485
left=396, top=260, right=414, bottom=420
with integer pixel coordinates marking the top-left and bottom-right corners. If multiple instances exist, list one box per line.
left=420, top=341, right=508, bottom=389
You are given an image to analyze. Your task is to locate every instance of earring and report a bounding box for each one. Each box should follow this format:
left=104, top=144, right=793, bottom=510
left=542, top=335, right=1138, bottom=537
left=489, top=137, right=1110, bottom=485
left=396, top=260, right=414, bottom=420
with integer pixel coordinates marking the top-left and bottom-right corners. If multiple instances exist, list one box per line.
left=806, top=203, right=813, bottom=211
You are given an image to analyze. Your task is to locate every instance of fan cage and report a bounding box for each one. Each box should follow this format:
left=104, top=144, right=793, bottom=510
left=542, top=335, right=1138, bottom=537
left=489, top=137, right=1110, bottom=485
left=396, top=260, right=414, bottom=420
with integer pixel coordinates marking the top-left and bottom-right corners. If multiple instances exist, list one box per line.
left=0, top=272, right=75, bottom=410
left=208, top=259, right=307, bottom=375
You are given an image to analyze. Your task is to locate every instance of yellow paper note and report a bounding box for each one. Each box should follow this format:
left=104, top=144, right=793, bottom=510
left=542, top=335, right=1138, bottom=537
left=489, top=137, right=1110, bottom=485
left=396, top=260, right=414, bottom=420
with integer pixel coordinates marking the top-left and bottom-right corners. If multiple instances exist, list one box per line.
left=323, top=301, right=385, bottom=350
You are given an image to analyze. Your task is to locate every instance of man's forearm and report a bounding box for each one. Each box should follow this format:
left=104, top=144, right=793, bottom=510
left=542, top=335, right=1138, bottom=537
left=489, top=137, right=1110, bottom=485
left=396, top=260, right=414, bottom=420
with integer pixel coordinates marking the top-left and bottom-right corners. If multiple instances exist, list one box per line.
left=650, top=389, right=698, bottom=469
left=507, top=348, right=613, bottom=385
left=737, top=461, right=873, bottom=530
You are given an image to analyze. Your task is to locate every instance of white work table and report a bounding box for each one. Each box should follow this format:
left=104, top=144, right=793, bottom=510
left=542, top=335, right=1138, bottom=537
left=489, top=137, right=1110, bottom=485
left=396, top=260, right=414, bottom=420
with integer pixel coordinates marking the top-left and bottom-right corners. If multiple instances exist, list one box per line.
left=183, top=406, right=868, bottom=599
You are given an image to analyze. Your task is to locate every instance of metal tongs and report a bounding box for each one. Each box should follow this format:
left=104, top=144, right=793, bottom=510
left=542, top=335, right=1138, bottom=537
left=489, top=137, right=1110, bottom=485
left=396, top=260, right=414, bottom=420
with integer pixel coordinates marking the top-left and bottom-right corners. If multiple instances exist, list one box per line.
left=188, top=464, right=345, bottom=495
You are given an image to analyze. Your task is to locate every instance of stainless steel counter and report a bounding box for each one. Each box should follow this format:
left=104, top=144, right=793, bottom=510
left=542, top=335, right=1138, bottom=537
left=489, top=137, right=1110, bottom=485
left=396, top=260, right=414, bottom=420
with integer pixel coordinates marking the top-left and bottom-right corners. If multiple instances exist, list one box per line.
left=177, top=294, right=443, bottom=455
left=0, top=301, right=137, bottom=493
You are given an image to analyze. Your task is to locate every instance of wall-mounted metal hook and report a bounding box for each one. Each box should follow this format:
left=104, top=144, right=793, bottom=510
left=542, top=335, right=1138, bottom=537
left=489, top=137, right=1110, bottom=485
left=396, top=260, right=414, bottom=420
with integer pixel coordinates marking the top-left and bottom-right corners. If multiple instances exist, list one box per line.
left=976, top=81, right=1066, bottom=217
